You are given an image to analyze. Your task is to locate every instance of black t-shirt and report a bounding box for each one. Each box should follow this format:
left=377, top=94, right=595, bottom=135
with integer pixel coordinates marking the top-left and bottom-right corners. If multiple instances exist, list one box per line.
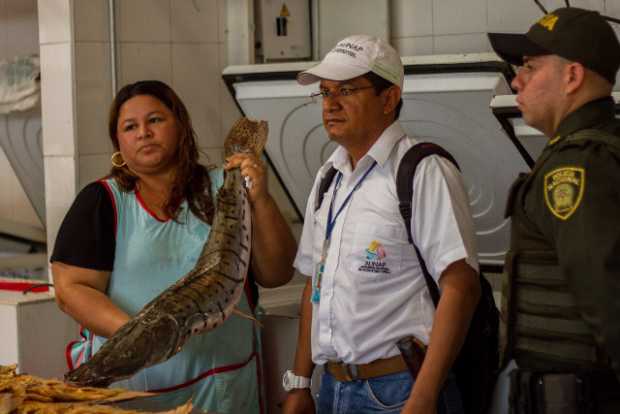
left=51, top=181, right=116, bottom=271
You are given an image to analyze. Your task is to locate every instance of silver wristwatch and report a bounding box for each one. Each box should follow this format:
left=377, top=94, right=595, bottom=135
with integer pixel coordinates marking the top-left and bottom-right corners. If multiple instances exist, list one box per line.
left=282, top=369, right=311, bottom=392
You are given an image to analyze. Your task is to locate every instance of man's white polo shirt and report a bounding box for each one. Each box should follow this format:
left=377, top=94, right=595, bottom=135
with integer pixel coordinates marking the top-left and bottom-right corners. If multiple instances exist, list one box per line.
left=294, top=121, right=479, bottom=365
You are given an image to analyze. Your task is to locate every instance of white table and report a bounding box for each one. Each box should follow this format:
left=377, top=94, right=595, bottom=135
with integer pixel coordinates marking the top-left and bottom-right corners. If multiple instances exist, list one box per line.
left=0, top=288, right=76, bottom=379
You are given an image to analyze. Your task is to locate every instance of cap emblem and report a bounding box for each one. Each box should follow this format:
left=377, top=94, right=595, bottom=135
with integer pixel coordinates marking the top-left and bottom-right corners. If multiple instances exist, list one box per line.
left=537, top=14, right=559, bottom=31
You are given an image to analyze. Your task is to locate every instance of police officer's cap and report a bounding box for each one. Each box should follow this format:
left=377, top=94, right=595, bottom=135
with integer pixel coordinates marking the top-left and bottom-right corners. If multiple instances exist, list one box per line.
left=488, top=7, right=620, bottom=84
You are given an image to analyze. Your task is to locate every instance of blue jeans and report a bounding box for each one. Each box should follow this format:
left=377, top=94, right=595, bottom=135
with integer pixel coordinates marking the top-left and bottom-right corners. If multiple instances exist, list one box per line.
left=317, top=369, right=463, bottom=414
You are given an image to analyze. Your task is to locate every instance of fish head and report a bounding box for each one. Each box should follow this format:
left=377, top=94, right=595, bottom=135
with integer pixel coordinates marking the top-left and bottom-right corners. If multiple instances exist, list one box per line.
left=65, top=313, right=182, bottom=387
left=223, top=117, right=268, bottom=158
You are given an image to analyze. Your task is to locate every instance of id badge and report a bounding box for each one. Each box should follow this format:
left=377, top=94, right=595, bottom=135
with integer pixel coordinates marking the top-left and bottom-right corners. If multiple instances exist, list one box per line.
left=311, top=241, right=330, bottom=303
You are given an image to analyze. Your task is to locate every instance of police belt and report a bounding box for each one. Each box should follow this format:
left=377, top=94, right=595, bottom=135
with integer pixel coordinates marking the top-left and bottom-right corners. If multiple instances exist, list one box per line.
left=509, top=369, right=620, bottom=414
left=326, top=355, right=411, bottom=382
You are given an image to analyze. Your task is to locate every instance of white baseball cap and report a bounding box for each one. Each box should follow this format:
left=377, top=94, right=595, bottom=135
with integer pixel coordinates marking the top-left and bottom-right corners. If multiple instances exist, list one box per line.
left=297, top=34, right=404, bottom=90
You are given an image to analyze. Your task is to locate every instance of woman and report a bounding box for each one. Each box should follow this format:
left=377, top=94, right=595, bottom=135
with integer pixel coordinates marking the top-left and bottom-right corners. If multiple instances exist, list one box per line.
left=51, top=80, right=296, bottom=413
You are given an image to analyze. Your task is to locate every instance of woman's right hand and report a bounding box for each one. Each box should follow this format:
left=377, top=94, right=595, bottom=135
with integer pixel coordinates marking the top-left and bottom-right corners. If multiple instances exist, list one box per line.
left=281, top=389, right=315, bottom=414
left=52, top=261, right=130, bottom=338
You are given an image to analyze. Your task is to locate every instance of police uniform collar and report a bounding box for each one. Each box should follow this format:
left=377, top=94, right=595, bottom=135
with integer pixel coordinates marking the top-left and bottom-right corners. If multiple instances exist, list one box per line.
left=550, top=96, right=615, bottom=146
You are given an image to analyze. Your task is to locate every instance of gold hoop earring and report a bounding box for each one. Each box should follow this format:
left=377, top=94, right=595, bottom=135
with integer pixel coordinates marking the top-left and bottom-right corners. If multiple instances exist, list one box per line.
left=111, top=151, right=127, bottom=168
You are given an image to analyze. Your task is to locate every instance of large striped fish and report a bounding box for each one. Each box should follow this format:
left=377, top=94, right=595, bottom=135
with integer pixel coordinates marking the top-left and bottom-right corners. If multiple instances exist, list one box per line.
left=65, top=118, right=267, bottom=387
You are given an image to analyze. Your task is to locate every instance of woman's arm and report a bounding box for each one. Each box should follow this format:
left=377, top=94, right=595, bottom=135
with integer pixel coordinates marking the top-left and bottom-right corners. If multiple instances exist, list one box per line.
left=50, top=181, right=126, bottom=337
left=52, top=261, right=129, bottom=338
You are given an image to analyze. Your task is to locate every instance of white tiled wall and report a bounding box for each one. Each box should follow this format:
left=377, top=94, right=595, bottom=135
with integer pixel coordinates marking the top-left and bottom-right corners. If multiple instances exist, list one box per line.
left=390, top=0, right=620, bottom=87
left=74, top=42, right=113, bottom=156
left=38, top=0, right=76, bottom=251
left=78, top=153, right=112, bottom=190
left=117, top=0, right=171, bottom=43
left=392, top=36, right=434, bottom=56
left=390, top=0, right=613, bottom=55
left=114, top=0, right=234, bottom=164
left=317, top=0, right=390, bottom=58
left=434, top=33, right=491, bottom=55
left=170, top=0, right=219, bottom=43
left=43, top=155, right=76, bottom=250
left=40, top=42, right=75, bottom=157
left=392, top=0, right=433, bottom=38
left=434, top=0, right=487, bottom=36
left=172, top=43, right=222, bottom=149
left=119, top=43, right=173, bottom=85
left=73, top=0, right=109, bottom=42
left=0, top=0, right=40, bottom=228
left=607, top=1, right=620, bottom=87
left=37, top=0, right=70, bottom=44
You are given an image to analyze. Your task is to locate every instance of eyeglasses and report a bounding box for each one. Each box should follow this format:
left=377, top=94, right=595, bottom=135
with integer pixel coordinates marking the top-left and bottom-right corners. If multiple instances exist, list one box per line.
left=310, top=85, right=375, bottom=100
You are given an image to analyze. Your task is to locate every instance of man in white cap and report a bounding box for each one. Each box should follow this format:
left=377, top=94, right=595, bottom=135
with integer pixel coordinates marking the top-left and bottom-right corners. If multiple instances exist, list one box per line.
left=282, top=34, right=481, bottom=414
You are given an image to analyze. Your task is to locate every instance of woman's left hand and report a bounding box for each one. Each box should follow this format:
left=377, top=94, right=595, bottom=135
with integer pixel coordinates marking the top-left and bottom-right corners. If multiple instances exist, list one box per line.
left=225, top=153, right=268, bottom=205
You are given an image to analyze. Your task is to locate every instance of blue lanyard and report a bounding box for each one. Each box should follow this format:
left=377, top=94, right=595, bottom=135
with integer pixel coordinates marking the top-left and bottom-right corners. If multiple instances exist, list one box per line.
left=325, top=161, right=377, bottom=242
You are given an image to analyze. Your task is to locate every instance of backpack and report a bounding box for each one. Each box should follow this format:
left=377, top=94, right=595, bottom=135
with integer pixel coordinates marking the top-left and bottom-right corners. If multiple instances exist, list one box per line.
left=315, top=142, right=499, bottom=414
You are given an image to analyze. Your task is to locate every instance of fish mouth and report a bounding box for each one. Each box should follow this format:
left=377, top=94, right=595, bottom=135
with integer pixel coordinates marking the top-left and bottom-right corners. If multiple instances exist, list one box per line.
left=65, top=368, right=111, bottom=388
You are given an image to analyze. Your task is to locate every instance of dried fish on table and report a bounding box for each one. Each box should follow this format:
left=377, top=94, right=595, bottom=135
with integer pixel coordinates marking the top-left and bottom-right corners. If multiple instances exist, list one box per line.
left=0, top=364, right=197, bottom=413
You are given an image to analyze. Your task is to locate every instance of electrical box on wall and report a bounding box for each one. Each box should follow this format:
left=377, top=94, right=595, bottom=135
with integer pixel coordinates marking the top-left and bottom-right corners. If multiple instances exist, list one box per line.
left=256, top=0, right=311, bottom=62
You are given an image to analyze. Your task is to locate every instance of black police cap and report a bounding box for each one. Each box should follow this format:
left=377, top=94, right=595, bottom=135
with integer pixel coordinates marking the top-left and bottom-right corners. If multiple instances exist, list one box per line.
left=488, top=7, right=620, bottom=84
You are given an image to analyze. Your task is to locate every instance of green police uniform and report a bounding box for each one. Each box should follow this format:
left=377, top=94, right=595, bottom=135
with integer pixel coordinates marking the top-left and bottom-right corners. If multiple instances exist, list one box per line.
left=489, top=6, right=620, bottom=412
left=503, top=97, right=620, bottom=412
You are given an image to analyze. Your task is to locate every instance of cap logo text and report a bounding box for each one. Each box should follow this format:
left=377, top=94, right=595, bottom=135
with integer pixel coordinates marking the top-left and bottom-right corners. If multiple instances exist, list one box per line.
left=336, top=42, right=364, bottom=52
left=331, top=41, right=364, bottom=58
left=332, top=47, right=357, bottom=58
left=537, top=14, right=559, bottom=31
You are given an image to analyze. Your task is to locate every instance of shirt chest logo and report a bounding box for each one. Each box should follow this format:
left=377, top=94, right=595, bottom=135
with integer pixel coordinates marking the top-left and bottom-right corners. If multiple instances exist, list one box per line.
left=358, top=240, right=391, bottom=273
left=544, top=167, right=585, bottom=220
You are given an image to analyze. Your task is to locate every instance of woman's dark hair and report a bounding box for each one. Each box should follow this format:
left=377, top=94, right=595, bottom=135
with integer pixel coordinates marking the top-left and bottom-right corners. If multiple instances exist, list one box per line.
left=108, top=80, right=214, bottom=224
left=363, top=72, right=403, bottom=119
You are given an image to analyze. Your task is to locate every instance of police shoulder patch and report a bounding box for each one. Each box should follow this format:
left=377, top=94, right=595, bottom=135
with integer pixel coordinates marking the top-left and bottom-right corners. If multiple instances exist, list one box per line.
left=544, top=167, right=585, bottom=220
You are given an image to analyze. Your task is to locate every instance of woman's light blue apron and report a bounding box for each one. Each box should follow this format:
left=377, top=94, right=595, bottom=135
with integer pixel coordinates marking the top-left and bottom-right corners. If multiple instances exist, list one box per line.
left=66, top=170, right=261, bottom=413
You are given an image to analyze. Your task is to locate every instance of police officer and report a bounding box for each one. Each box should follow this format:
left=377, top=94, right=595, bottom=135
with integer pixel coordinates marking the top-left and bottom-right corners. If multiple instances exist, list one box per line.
left=488, top=7, right=620, bottom=414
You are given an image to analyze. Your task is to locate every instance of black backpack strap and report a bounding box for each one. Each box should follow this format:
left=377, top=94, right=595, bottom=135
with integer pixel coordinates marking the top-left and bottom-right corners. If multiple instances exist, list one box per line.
left=396, top=142, right=460, bottom=307
left=314, top=166, right=338, bottom=212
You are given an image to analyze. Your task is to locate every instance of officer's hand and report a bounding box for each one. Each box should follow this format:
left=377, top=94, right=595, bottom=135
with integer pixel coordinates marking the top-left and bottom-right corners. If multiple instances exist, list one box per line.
left=281, top=388, right=315, bottom=414
left=224, top=153, right=268, bottom=205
